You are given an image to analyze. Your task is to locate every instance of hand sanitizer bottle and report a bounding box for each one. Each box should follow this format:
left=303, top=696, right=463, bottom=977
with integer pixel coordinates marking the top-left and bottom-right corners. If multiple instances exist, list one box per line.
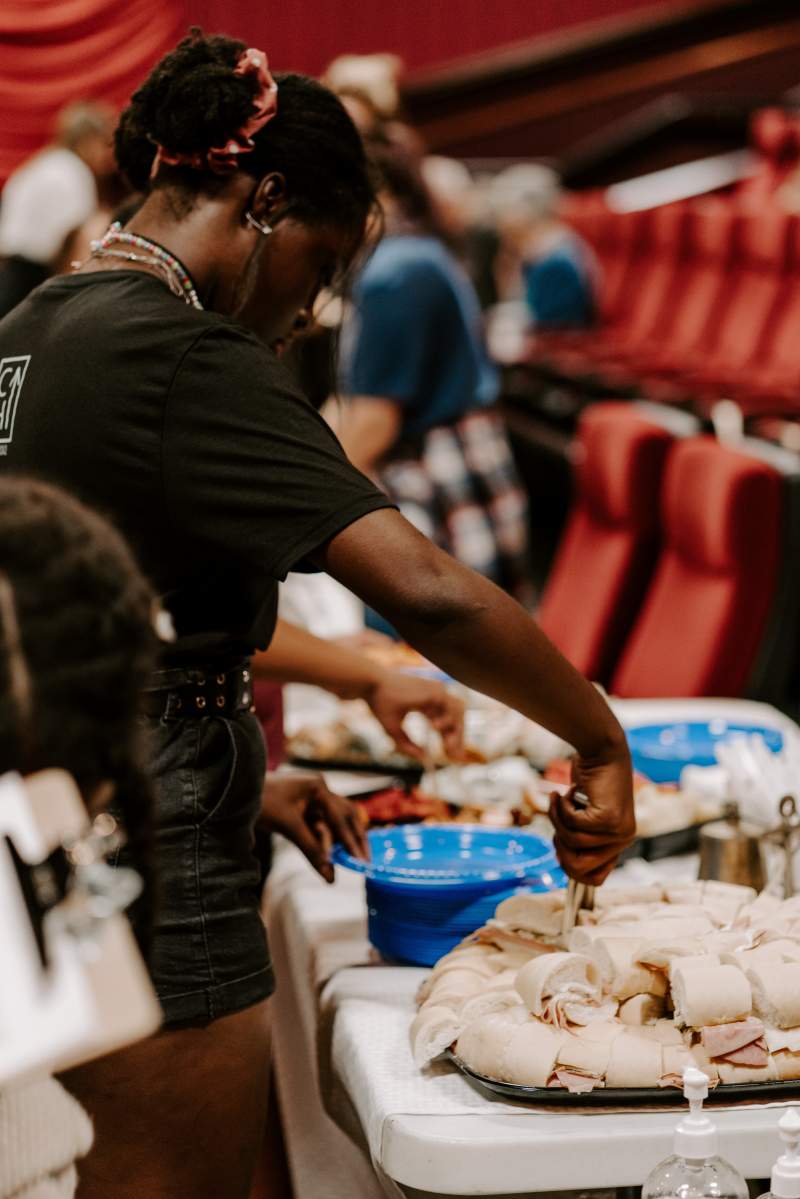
left=643, top=1067, right=749, bottom=1199
left=756, top=1108, right=800, bottom=1199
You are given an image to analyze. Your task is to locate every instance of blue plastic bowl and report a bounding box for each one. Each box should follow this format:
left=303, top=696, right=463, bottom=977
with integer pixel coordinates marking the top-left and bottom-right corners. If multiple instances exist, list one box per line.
left=626, top=720, right=784, bottom=784
left=333, top=824, right=566, bottom=966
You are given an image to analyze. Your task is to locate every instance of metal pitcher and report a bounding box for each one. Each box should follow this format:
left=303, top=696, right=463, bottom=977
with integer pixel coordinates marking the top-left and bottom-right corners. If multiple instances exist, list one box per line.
left=698, top=802, right=766, bottom=891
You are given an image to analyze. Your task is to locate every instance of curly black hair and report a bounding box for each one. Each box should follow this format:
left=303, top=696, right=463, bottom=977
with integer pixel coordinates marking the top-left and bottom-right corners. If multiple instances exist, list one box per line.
left=0, top=477, right=158, bottom=946
left=115, top=29, right=376, bottom=236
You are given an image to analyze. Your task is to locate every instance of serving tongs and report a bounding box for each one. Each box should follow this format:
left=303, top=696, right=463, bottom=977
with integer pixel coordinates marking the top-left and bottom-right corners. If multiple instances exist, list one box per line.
left=560, top=789, right=595, bottom=940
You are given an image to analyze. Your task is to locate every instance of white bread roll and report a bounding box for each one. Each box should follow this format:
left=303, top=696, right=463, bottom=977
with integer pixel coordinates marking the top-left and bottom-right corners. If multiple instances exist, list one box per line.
left=432, top=954, right=498, bottom=981
left=703, top=881, right=757, bottom=907
left=454, top=1010, right=526, bottom=1078
left=645, top=916, right=715, bottom=938
left=595, top=885, right=664, bottom=908
left=501, top=1020, right=563, bottom=1086
left=590, top=939, right=668, bottom=1000
left=717, top=1058, right=777, bottom=1084
left=664, top=883, right=704, bottom=904
left=619, top=994, right=666, bottom=1026
left=460, top=989, right=520, bottom=1022
left=661, top=1044, right=693, bottom=1086
left=487, top=947, right=543, bottom=972
left=417, top=946, right=498, bottom=1003
left=747, top=963, right=800, bottom=1030
left=707, top=930, right=756, bottom=956
left=638, top=939, right=704, bottom=970
left=595, top=904, right=660, bottom=926
left=574, top=1021, right=626, bottom=1045
left=487, top=968, right=521, bottom=992
left=721, top=943, right=796, bottom=971
left=652, top=1019, right=685, bottom=1046
left=606, top=1032, right=662, bottom=1087
left=515, top=952, right=599, bottom=1017
left=773, top=1051, right=800, bottom=1080
left=672, top=964, right=751, bottom=1029
left=428, top=969, right=487, bottom=1002
left=626, top=1020, right=684, bottom=1046
left=495, top=891, right=565, bottom=937
left=742, top=893, right=784, bottom=924
left=667, top=954, right=720, bottom=986
left=410, top=1004, right=463, bottom=1067
left=765, top=1027, right=800, bottom=1054
left=570, top=926, right=647, bottom=952
left=556, top=1034, right=610, bottom=1077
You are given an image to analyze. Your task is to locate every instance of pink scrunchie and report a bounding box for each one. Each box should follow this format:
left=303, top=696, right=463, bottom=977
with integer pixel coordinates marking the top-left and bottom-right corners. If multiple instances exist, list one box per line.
left=153, top=47, right=278, bottom=177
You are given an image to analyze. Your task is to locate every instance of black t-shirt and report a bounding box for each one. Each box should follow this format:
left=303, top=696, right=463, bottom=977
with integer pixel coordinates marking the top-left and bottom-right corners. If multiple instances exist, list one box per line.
left=0, top=271, right=393, bottom=664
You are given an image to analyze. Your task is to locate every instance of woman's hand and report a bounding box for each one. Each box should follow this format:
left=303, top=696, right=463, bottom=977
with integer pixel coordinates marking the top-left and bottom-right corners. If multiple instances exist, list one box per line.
left=365, top=672, right=465, bottom=762
left=258, top=773, right=369, bottom=883
left=549, top=744, right=636, bottom=885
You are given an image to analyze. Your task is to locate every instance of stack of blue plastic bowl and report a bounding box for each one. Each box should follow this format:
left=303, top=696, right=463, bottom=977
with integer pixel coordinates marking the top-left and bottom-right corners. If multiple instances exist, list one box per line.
left=626, top=720, right=783, bottom=784
left=332, top=824, right=566, bottom=966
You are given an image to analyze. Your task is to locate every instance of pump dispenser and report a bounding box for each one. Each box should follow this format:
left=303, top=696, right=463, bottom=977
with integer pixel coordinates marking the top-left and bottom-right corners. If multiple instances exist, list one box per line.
left=642, top=1067, right=749, bottom=1199
left=756, top=1107, right=800, bottom=1199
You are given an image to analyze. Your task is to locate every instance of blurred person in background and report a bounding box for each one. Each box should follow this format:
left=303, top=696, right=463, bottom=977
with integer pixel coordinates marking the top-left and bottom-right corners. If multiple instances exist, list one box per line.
left=421, top=155, right=500, bottom=308
left=489, top=162, right=596, bottom=329
left=0, top=101, right=118, bottom=317
left=323, top=51, right=403, bottom=125
left=336, top=135, right=534, bottom=617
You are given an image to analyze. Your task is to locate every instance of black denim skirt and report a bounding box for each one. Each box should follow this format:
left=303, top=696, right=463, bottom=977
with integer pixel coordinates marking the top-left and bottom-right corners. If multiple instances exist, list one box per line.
left=134, top=705, right=274, bottom=1028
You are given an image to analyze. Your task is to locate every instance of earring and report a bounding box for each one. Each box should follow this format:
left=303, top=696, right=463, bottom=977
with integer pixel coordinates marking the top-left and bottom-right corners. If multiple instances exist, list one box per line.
left=245, top=211, right=273, bottom=236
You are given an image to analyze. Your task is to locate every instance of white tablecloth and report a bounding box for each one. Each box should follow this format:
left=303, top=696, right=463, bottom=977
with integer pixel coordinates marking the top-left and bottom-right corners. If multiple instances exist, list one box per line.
left=265, top=843, right=794, bottom=1199
left=267, top=697, right=800, bottom=1196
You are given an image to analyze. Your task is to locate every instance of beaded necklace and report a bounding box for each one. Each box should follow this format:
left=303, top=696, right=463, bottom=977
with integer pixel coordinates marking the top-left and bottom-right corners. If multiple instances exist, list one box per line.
left=89, top=223, right=203, bottom=310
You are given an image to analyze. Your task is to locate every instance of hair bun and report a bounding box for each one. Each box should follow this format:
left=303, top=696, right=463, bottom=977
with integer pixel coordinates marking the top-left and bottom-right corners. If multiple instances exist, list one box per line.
left=115, top=31, right=257, bottom=187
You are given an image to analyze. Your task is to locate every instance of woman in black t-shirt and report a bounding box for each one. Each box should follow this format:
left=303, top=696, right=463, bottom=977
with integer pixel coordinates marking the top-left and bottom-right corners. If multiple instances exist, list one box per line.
left=0, top=32, right=635, bottom=1199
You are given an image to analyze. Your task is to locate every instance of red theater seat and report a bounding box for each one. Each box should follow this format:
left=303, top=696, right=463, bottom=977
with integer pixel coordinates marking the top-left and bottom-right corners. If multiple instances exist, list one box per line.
left=673, top=206, right=792, bottom=400
left=537, top=403, right=695, bottom=683
left=610, top=437, right=785, bottom=698
left=630, top=199, right=737, bottom=382
left=722, top=216, right=800, bottom=414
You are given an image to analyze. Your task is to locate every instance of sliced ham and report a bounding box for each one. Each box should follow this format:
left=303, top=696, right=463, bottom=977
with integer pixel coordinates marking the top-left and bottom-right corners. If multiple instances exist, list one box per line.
left=476, top=925, right=557, bottom=954
left=720, top=1039, right=769, bottom=1068
left=554, top=1069, right=601, bottom=1093
left=701, top=1017, right=764, bottom=1059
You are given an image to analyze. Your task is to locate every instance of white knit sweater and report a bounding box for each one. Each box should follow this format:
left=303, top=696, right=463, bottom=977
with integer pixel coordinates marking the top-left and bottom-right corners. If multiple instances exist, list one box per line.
left=0, top=1077, right=93, bottom=1199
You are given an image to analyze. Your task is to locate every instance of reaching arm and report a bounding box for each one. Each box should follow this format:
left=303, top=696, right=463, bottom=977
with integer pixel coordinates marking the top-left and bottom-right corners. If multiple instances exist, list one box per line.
left=314, top=508, right=636, bottom=882
left=253, top=618, right=464, bottom=760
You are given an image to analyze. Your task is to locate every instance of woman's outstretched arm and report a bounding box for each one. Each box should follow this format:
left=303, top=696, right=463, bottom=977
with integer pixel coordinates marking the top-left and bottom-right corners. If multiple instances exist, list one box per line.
left=316, top=507, right=636, bottom=883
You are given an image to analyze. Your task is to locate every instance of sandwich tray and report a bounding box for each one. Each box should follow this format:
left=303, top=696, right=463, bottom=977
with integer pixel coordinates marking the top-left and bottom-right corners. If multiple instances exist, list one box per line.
left=448, top=1053, right=800, bottom=1107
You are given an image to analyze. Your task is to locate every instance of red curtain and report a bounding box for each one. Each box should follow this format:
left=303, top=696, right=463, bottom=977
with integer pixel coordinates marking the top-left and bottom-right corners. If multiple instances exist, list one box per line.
left=0, top=0, right=186, bottom=186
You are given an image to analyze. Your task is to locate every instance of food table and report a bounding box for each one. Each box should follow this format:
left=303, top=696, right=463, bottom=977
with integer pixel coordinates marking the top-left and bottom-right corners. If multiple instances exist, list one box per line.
left=266, top=697, right=800, bottom=1199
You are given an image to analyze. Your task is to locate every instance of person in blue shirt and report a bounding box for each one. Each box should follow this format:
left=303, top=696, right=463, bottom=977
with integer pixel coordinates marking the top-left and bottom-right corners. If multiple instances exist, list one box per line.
left=337, top=136, right=533, bottom=612
left=490, top=163, right=596, bottom=329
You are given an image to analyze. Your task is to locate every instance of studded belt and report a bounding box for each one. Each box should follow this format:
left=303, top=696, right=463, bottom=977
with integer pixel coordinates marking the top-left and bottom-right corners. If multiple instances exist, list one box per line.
left=141, top=663, right=255, bottom=721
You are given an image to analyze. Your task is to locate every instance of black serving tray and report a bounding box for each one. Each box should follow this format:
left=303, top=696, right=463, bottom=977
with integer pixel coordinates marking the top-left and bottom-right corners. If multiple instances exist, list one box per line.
left=448, top=1053, right=800, bottom=1107
left=618, top=819, right=714, bottom=864
left=288, top=754, right=424, bottom=783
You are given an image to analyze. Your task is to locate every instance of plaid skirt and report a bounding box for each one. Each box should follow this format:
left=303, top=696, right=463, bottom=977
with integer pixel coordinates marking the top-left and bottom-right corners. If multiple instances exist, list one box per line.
left=380, top=407, right=534, bottom=607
